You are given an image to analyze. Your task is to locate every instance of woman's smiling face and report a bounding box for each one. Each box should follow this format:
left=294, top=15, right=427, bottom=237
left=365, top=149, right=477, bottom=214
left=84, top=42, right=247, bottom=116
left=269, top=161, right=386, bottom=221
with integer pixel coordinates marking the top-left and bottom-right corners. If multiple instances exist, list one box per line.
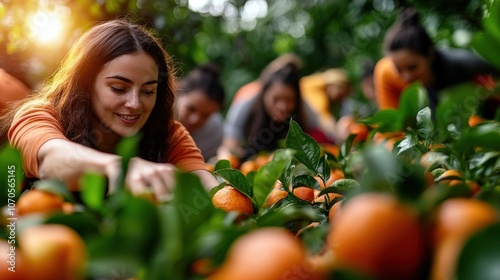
left=91, top=51, right=158, bottom=140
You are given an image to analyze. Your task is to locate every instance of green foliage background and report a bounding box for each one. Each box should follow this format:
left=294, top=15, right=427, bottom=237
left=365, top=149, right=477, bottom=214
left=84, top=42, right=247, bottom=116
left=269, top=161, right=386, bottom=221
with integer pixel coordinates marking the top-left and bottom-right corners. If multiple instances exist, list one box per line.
left=0, top=0, right=493, bottom=106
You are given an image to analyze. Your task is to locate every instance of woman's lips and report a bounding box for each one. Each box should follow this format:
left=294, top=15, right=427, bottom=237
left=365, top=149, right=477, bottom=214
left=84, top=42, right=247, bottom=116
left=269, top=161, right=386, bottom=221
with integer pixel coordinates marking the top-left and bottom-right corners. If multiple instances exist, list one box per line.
left=117, top=113, right=140, bottom=124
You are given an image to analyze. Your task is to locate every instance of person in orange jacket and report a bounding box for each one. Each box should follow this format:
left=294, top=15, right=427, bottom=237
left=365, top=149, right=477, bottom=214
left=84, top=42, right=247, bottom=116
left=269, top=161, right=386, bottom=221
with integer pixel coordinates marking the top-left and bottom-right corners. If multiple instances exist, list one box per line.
left=374, top=7, right=499, bottom=112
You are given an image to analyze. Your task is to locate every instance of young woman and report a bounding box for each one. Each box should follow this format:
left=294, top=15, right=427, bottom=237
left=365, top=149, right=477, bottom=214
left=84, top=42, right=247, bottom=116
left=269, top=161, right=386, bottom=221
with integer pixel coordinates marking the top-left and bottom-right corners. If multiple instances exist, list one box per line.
left=374, top=8, right=499, bottom=111
left=218, top=62, right=322, bottom=161
left=0, top=19, right=219, bottom=197
left=175, top=64, right=225, bottom=162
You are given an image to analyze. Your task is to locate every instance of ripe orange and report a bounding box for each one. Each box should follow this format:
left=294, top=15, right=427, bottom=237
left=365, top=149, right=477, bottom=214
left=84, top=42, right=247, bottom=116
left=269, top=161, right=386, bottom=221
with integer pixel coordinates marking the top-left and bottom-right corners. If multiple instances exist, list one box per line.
left=430, top=198, right=498, bottom=280
left=314, top=192, right=343, bottom=204
left=372, top=131, right=405, bottom=151
left=209, top=227, right=306, bottom=280
left=435, top=169, right=462, bottom=186
left=322, top=144, right=340, bottom=158
left=212, top=186, right=253, bottom=216
left=328, top=192, right=425, bottom=279
left=0, top=239, right=26, bottom=280
left=328, top=200, right=343, bottom=221
left=292, top=187, right=314, bottom=203
left=20, top=224, right=87, bottom=280
left=326, top=169, right=344, bottom=187
left=348, top=122, right=369, bottom=143
left=227, top=154, right=240, bottom=169
left=239, top=160, right=258, bottom=175
left=16, top=189, right=64, bottom=216
left=265, top=188, right=288, bottom=207
left=206, top=163, right=215, bottom=173
left=254, top=154, right=272, bottom=168
left=468, top=115, right=483, bottom=127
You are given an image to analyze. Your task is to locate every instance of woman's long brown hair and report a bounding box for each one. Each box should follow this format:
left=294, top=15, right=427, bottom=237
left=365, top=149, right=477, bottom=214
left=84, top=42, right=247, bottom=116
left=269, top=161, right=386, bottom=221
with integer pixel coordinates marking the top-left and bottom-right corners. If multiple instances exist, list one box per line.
left=0, top=19, right=176, bottom=162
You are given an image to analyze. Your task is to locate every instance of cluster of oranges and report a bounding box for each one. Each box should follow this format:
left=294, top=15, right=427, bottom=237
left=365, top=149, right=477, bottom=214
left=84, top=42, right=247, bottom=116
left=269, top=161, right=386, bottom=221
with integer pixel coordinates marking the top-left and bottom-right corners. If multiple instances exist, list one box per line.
left=1, top=189, right=86, bottom=280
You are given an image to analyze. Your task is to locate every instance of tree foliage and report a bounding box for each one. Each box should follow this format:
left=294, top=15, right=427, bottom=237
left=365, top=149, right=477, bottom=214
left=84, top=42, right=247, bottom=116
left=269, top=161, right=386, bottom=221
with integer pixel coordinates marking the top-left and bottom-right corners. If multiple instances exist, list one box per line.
left=0, top=0, right=492, bottom=103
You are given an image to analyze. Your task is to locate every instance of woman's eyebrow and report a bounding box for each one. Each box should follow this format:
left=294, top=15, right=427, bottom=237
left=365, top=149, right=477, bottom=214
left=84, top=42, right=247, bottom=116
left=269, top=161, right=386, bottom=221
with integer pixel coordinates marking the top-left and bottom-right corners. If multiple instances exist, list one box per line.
left=106, top=75, right=132, bottom=83
left=106, top=75, right=158, bottom=85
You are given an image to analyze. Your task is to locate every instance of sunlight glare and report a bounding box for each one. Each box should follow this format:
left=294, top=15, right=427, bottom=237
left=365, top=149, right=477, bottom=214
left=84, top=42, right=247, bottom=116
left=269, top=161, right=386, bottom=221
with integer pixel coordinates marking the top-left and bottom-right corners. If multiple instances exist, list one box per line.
left=29, top=10, right=65, bottom=44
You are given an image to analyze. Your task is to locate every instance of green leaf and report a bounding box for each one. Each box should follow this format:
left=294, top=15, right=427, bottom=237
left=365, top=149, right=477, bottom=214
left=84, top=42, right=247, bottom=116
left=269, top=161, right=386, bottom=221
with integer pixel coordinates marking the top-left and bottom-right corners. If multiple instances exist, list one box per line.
left=359, top=109, right=402, bottom=132
left=456, top=122, right=500, bottom=152
left=285, top=119, right=320, bottom=172
left=397, top=131, right=419, bottom=155
left=398, top=83, right=429, bottom=129
left=416, top=107, right=434, bottom=141
left=173, top=171, right=214, bottom=235
left=213, top=168, right=252, bottom=198
left=80, top=172, right=106, bottom=210
left=456, top=222, right=500, bottom=280
left=472, top=32, right=500, bottom=70
left=0, top=145, right=23, bottom=206
left=87, top=195, right=161, bottom=278
left=318, top=179, right=360, bottom=196
left=299, top=223, right=330, bottom=255
left=214, top=159, right=231, bottom=171
left=257, top=197, right=323, bottom=229
left=34, top=179, right=75, bottom=203
left=115, top=134, right=142, bottom=190
left=279, top=163, right=296, bottom=190
left=436, top=83, right=486, bottom=140
left=483, top=0, right=500, bottom=41
left=45, top=212, right=100, bottom=240
left=469, top=152, right=500, bottom=171
left=292, top=174, right=321, bottom=191
left=253, top=149, right=294, bottom=210
left=317, top=154, right=331, bottom=183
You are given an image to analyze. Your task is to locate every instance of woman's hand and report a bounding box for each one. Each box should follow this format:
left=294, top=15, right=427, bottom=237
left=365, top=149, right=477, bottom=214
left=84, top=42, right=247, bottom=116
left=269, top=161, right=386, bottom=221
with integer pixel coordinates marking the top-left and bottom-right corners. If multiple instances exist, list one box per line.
left=125, top=157, right=177, bottom=200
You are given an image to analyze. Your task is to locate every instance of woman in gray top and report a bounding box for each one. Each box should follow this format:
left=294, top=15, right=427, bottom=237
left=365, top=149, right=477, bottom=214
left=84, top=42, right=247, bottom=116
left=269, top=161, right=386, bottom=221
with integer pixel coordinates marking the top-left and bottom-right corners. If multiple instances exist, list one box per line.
left=220, top=62, right=323, bottom=162
left=175, top=64, right=225, bottom=161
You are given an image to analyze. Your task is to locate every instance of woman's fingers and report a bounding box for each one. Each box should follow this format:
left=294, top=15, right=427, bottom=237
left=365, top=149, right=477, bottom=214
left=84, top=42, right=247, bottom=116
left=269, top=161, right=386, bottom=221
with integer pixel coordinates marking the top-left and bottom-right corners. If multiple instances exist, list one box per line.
left=125, top=158, right=177, bottom=198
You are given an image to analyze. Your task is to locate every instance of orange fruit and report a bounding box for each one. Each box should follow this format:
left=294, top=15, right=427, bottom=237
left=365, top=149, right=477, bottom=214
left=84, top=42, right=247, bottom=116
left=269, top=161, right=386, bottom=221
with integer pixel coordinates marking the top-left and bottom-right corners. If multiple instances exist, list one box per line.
left=328, top=192, right=424, bottom=279
left=303, top=250, right=337, bottom=280
left=254, top=153, right=272, bottom=168
left=430, top=198, right=498, bottom=280
left=209, top=227, right=306, bottom=280
left=372, top=131, right=405, bottom=151
left=328, top=200, right=343, bottom=221
left=468, top=115, right=483, bottom=127
left=212, top=186, right=253, bottom=216
left=431, top=198, right=498, bottom=246
left=314, top=192, right=343, bottom=204
left=435, top=169, right=462, bottom=186
left=292, top=187, right=314, bottom=203
left=62, top=202, right=76, bottom=215
left=326, top=169, right=344, bottom=187
left=0, top=239, right=26, bottom=280
left=20, top=224, right=87, bottom=280
left=191, top=258, right=215, bottom=276
left=348, top=122, right=369, bottom=143
left=265, top=188, right=288, bottom=207
left=239, top=160, right=258, bottom=175
left=372, top=131, right=404, bottom=144
left=16, top=189, right=64, bottom=216
left=322, top=144, right=340, bottom=158
left=227, top=154, right=240, bottom=169
left=206, top=163, right=215, bottom=173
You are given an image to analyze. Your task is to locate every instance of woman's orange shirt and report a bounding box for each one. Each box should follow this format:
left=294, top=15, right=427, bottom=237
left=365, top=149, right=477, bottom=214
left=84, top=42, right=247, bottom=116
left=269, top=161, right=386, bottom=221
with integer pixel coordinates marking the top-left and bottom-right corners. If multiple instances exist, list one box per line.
left=8, top=106, right=207, bottom=178
left=373, top=57, right=409, bottom=109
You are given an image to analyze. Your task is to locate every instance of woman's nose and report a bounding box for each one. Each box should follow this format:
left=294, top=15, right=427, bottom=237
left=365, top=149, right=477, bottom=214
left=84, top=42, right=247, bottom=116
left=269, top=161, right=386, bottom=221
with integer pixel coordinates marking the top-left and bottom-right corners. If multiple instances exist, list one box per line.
left=124, top=91, right=141, bottom=109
